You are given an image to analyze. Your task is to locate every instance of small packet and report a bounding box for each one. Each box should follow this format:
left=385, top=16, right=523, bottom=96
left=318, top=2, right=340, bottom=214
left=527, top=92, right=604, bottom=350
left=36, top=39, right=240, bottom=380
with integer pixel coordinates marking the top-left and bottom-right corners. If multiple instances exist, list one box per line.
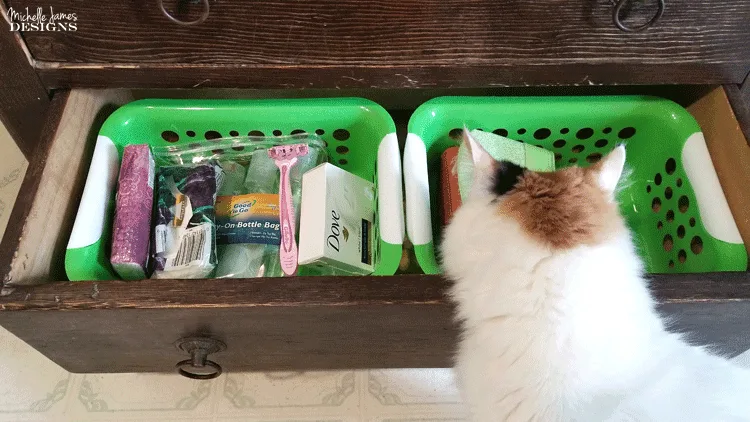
left=152, top=163, right=222, bottom=279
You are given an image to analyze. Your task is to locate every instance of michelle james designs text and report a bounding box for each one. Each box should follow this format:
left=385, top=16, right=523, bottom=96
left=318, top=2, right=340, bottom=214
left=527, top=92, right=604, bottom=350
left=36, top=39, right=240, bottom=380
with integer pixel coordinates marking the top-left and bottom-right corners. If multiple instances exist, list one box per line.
left=6, top=6, right=77, bottom=31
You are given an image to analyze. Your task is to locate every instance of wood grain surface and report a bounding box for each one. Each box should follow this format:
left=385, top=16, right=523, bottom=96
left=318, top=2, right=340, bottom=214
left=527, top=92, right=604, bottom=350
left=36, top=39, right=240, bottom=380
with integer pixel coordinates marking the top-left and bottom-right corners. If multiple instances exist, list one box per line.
left=0, top=302, right=458, bottom=372
left=6, top=0, right=750, bottom=88
left=0, top=23, right=49, bottom=158
left=35, top=63, right=750, bottom=90
left=742, top=72, right=750, bottom=106
left=725, top=84, right=750, bottom=147
left=0, top=275, right=456, bottom=372
left=0, top=274, right=448, bottom=310
left=13, top=0, right=750, bottom=65
left=0, top=91, right=67, bottom=284
left=1, top=273, right=749, bottom=311
left=1, top=90, right=130, bottom=285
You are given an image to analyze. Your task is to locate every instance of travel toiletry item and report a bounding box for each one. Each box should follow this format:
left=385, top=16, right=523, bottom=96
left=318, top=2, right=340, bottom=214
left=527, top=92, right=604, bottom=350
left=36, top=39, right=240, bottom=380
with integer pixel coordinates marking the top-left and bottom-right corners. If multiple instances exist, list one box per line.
left=110, top=144, right=155, bottom=280
left=457, top=128, right=556, bottom=200
left=268, top=144, right=309, bottom=276
left=298, top=163, right=375, bottom=275
left=214, top=188, right=281, bottom=277
left=217, top=160, right=247, bottom=195
left=216, top=150, right=282, bottom=278
left=215, top=159, right=267, bottom=278
left=152, top=163, right=221, bottom=279
left=440, top=146, right=461, bottom=225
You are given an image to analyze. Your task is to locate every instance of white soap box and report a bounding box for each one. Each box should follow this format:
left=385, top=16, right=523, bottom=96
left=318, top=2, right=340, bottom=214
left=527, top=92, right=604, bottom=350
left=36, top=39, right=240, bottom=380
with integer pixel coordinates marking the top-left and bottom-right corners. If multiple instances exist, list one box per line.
left=298, top=163, right=375, bottom=275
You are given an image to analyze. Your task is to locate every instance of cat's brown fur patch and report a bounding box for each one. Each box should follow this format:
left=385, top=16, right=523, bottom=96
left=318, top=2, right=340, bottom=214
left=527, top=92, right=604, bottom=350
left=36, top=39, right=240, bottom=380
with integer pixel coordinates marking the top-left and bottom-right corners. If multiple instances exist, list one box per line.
left=499, top=166, right=622, bottom=249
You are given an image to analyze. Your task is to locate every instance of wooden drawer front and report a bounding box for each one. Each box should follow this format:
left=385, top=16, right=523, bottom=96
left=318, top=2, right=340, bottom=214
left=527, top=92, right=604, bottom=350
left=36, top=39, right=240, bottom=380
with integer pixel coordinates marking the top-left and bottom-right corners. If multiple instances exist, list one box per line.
left=8, top=0, right=750, bottom=87
left=1, top=276, right=749, bottom=373
left=0, top=86, right=749, bottom=374
left=0, top=277, right=456, bottom=373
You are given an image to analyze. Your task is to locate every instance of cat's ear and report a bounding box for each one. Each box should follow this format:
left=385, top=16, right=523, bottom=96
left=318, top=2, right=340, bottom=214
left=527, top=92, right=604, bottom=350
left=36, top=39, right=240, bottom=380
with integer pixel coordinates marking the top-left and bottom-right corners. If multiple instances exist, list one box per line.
left=594, top=145, right=626, bottom=195
left=462, top=127, right=494, bottom=175
left=461, top=127, right=523, bottom=196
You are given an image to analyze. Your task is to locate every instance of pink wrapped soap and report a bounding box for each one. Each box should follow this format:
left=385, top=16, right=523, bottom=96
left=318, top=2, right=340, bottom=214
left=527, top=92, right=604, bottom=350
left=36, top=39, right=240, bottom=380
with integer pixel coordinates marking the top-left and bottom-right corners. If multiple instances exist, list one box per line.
left=111, top=144, right=154, bottom=280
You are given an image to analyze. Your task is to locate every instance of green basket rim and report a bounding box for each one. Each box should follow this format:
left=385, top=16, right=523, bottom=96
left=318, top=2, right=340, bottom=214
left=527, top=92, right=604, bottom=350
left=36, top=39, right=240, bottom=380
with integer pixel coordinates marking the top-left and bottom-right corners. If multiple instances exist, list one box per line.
left=102, top=97, right=397, bottom=141
left=408, top=95, right=699, bottom=134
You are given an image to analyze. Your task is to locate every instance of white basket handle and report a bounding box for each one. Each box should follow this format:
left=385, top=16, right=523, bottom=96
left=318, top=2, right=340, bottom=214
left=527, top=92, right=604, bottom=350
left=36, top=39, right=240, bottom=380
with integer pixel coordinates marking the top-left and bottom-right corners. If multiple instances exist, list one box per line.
left=377, top=133, right=405, bottom=245
left=67, top=136, right=120, bottom=249
left=403, top=133, right=433, bottom=246
left=681, top=132, right=743, bottom=244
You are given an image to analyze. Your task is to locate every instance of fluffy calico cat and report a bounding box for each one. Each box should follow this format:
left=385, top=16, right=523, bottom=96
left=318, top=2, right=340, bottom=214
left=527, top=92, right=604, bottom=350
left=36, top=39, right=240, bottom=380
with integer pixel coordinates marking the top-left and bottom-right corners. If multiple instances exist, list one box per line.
left=442, top=129, right=750, bottom=421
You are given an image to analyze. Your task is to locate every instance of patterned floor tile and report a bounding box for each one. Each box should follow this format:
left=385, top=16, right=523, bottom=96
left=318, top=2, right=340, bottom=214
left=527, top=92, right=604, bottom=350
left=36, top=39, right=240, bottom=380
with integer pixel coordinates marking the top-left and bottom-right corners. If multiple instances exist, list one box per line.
left=63, top=372, right=218, bottom=420
left=217, top=371, right=359, bottom=418
left=0, top=327, right=71, bottom=418
left=366, top=369, right=461, bottom=406
left=370, top=418, right=466, bottom=422
left=363, top=369, right=466, bottom=420
left=216, top=418, right=358, bottom=422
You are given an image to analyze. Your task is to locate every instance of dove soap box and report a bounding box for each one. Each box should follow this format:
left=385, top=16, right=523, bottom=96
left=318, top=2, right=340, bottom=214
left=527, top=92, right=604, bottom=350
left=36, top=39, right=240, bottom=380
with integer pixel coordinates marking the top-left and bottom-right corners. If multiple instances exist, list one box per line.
left=298, top=163, right=375, bottom=275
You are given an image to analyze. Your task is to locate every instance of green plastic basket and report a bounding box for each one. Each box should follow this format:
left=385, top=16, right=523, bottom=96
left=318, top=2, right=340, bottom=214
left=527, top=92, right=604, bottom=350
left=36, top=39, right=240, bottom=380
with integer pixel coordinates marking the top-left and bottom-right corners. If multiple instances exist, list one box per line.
left=404, top=96, right=748, bottom=274
left=65, top=98, right=404, bottom=280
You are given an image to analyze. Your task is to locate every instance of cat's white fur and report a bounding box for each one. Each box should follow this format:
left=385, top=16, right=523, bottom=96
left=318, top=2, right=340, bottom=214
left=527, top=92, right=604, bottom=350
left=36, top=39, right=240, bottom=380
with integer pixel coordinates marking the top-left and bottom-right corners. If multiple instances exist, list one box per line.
left=443, top=135, right=750, bottom=421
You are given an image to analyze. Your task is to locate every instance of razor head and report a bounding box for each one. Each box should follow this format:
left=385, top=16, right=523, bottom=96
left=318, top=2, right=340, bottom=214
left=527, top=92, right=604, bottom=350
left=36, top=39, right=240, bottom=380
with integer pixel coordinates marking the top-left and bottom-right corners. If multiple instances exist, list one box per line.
left=268, top=143, right=309, bottom=160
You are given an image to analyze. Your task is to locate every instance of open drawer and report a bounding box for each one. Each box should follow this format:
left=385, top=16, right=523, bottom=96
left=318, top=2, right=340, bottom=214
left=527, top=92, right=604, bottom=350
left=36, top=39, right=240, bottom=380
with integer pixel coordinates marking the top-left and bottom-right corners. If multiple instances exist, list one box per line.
left=0, top=86, right=749, bottom=376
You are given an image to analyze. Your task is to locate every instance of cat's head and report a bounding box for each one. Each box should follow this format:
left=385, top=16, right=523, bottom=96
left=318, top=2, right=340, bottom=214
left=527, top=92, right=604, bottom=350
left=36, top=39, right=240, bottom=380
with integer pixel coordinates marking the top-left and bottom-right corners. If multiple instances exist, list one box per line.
left=441, top=128, right=628, bottom=277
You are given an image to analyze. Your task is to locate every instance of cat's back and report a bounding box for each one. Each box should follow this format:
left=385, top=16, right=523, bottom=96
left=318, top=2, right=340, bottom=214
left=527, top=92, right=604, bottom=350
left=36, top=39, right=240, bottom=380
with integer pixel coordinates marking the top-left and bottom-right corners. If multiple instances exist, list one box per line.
left=607, top=345, right=750, bottom=421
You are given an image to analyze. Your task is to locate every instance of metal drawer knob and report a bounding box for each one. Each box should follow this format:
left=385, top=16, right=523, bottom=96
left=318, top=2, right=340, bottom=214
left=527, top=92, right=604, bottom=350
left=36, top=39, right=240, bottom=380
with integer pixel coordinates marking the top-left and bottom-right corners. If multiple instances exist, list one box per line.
left=174, top=337, right=226, bottom=380
left=612, top=0, right=665, bottom=32
left=158, top=0, right=210, bottom=26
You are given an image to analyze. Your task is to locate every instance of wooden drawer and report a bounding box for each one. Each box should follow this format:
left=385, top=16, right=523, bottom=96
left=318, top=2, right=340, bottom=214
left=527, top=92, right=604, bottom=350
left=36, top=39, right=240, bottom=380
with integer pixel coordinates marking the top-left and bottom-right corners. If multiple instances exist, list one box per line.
left=0, top=86, right=749, bottom=375
left=6, top=0, right=750, bottom=88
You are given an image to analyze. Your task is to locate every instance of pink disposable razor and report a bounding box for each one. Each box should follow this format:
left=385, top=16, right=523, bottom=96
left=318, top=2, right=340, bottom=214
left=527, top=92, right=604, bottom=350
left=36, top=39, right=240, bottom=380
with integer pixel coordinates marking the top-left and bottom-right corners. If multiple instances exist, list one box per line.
left=268, top=143, right=309, bottom=276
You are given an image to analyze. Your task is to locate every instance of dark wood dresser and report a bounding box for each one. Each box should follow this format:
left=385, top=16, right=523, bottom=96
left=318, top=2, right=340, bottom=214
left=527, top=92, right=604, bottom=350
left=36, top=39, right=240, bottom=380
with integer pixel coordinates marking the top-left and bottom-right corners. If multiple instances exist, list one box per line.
left=1, top=0, right=749, bottom=377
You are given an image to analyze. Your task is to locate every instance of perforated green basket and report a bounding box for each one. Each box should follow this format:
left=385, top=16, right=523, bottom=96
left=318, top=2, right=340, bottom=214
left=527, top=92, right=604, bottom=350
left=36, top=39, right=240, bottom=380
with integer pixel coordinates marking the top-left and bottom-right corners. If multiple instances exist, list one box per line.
left=65, top=98, right=404, bottom=280
left=404, top=96, right=748, bottom=274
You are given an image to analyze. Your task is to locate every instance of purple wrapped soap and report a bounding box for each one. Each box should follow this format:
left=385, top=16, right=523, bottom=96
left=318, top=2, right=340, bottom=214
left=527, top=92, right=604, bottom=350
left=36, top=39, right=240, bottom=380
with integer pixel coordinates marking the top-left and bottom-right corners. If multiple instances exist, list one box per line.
left=111, top=144, right=155, bottom=280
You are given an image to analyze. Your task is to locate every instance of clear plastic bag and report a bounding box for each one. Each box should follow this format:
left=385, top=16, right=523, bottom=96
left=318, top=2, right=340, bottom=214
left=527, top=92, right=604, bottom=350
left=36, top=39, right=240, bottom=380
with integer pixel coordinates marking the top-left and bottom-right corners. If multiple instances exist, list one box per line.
left=152, top=134, right=327, bottom=278
left=151, top=162, right=222, bottom=279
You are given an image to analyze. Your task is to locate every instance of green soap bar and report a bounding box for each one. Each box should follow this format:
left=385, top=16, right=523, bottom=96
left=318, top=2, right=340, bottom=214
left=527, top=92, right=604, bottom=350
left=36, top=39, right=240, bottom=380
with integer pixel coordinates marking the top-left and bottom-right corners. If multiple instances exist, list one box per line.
left=458, top=129, right=556, bottom=199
